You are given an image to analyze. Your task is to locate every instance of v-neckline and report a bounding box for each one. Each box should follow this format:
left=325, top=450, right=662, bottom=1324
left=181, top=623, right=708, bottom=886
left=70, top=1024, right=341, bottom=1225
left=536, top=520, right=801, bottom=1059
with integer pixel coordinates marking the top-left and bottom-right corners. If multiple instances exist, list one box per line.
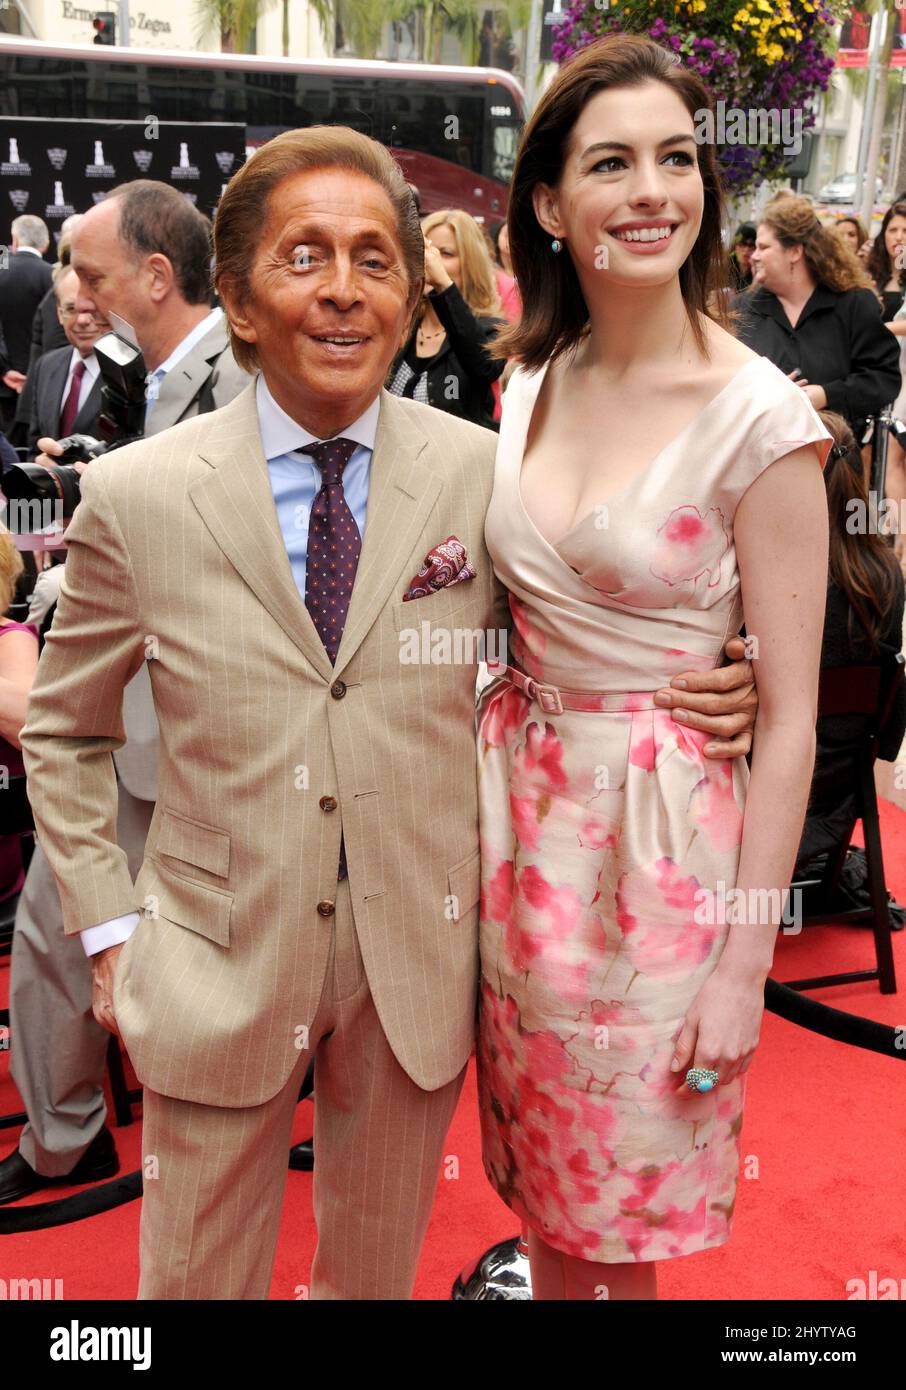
left=514, top=353, right=764, bottom=558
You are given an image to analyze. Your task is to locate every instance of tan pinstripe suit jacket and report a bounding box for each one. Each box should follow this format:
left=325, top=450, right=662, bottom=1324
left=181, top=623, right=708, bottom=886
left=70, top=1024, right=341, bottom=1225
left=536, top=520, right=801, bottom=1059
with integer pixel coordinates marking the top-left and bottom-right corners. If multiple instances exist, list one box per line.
left=19, top=379, right=507, bottom=1106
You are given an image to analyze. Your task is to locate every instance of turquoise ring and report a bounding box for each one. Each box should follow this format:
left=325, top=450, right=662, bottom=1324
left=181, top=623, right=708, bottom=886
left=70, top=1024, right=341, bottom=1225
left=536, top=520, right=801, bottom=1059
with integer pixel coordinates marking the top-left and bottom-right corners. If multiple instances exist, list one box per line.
left=686, top=1067, right=720, bottom=1093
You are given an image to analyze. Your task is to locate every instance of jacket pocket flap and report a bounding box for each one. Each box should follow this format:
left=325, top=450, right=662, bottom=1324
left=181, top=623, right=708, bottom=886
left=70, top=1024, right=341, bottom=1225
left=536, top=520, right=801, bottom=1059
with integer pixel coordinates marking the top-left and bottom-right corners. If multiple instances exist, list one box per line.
left=447, top=847, right=480, bottom=920
left=156, top=809, right=231, bottom=879
left=136, top=858, right=232, bottom=947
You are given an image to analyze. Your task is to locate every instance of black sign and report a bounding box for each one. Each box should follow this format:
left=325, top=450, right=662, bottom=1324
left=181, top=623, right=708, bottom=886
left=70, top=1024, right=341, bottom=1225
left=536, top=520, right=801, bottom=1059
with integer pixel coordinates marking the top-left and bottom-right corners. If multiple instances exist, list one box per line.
left=0, top=118, right=246, bottom=253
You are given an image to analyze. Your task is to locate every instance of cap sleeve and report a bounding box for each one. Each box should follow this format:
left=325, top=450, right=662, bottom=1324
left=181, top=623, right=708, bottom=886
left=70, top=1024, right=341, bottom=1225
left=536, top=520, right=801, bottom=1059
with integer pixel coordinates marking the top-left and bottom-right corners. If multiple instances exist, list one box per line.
left=735, top=359, right=835, bottom=499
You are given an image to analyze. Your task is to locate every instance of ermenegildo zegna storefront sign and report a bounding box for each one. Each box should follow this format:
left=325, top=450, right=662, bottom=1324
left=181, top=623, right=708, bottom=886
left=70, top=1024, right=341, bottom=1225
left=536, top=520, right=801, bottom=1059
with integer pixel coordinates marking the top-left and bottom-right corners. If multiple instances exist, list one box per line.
left=0, top=118, right=247, bottom=249
left=60, top=1, right=173, bottom=37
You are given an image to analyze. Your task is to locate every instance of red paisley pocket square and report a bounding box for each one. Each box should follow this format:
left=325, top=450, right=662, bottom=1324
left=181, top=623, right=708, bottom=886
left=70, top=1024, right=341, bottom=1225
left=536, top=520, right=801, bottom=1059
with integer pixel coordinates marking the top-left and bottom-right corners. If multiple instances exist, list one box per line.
left=402, top=535, right=477, bottom=601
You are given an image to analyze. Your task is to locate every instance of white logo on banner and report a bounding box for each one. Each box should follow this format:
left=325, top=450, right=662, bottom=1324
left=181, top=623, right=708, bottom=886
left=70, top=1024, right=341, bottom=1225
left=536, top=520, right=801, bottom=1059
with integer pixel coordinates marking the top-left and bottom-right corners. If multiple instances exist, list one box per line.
left=133, top=149, right=154, bottom=172
left=215, top=151, right=235, bottom=174
left=171, top=141, right=199, bottom=180
left=181, top=192, right=198, bottom=205
left=8, top=189, right=29, bottom=211
left=47, top=148, right=67, bottom=171
left=86, top=139, right=115, bottom=178
left=90, top=191, right=109, bottom=204
left=2, top=137, right=31, bottom=176
left=46, top=180, right=75, bottom=218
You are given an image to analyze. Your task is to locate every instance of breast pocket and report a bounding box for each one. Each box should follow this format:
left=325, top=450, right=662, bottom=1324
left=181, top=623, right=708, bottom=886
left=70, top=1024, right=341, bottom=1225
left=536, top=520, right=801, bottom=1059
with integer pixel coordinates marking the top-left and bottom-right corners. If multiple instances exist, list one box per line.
left=392, top=581, right=478, bottom=634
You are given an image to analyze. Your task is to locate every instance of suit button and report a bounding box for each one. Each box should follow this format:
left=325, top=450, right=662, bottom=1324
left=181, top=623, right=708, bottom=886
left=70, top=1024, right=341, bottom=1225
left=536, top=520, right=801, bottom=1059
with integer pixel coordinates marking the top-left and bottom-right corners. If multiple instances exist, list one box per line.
left=317, top=900, right=335, bottom=917
left=330, top=680, right=347, bottom=699
left=319, top=795, right=338, bottom=812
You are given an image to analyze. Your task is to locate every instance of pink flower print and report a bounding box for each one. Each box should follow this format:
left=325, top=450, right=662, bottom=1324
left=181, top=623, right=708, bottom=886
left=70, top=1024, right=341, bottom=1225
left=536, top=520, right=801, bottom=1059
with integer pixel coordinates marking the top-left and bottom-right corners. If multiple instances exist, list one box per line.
left=563, top=997, right=655, bottom=1089
left=650, top=504, right=730, bottom=590
left=629, top=712, right=664, bottom=772
left=688, top=760, right=744, bottom=854
left=509, top=594, right=547, bottom=672
left=505, top=864, right=595, bottom=998
left=520, top=864, right=584, bottom=937
left=577, top=817, right=618, bottom=852
left=516, top=720, right=568, bottom=791
left=480, top=678, right=528, bottom=751
left=611, top=1165, right=711, bottom=1260
left=616, top=856, right=716, bottom=976
left=482, top=855, right=515, bottom=926
left=511, top=787, right=546, bottom=851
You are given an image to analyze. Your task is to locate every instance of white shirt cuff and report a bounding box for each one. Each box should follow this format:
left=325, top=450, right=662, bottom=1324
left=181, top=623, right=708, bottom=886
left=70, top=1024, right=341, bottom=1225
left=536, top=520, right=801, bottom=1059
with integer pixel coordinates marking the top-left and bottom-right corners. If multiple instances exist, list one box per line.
left=81, top=912, right=141, bottom=957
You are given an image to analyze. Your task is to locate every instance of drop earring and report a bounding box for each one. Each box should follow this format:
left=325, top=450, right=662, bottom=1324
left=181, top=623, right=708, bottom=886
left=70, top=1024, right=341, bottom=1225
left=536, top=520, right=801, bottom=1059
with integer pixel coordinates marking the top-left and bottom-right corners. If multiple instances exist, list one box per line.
left=551, top=238, right=562, bottom=253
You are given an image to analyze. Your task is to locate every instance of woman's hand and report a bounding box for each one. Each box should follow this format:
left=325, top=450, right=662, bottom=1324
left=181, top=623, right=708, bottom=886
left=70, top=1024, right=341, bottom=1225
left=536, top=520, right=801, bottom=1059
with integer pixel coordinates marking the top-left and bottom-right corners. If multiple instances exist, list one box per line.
left=424, top=242, right=453, bottom=294
left=794, top=379, right=827, bottom=410
left=669, top=966, right=765, bottom=1089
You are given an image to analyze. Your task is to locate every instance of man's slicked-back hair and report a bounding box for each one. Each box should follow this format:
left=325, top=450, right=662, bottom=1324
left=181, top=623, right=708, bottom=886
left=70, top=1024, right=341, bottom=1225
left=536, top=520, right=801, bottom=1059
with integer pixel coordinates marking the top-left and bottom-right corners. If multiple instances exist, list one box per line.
left=103, top=180, right=214, bottom=306
left=212, top=125, right=425, bottom=374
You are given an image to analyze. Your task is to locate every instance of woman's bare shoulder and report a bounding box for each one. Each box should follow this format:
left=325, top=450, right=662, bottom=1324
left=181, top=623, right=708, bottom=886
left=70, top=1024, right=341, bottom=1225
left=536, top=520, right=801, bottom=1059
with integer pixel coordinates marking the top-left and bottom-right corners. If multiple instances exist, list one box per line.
left=703, top=318, right=762, bottom=373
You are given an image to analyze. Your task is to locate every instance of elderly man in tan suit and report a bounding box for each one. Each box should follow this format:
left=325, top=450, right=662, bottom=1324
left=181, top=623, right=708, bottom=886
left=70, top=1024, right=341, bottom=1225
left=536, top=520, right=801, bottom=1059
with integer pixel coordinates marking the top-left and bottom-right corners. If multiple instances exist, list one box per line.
left=19, top=127, right=755, bottom=1299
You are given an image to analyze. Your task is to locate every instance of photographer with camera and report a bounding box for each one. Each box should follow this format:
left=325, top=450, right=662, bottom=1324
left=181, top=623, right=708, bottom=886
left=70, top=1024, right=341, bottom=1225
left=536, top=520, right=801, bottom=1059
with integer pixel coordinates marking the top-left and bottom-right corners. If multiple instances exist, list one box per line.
left=0, top=180, right=250, bottom=1204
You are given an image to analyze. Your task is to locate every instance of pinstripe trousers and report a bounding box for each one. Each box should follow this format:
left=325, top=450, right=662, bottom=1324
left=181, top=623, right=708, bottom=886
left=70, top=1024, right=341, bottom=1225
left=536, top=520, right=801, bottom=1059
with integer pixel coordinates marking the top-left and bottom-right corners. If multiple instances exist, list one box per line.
left=136, top=875, right=469, bottom=1299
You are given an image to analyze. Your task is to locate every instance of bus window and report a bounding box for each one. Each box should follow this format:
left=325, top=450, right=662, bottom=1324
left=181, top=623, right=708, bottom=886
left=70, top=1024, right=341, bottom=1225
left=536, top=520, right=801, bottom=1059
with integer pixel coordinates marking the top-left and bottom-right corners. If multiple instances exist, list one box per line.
left=379, top=86, right=484, bottom=173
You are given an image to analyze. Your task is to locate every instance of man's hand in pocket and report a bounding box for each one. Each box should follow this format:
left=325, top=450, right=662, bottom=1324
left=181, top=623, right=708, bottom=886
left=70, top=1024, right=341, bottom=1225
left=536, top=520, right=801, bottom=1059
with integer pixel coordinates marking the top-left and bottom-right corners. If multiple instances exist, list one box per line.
left=91, top=943, right=124, bottom=1038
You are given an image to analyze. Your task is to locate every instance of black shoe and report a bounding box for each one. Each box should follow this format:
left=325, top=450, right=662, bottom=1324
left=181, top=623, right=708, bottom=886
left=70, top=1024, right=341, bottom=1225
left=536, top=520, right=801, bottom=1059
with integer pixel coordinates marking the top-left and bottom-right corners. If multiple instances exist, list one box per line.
left=0, top=1125, right=120, bottom=1205
left=288, top=1139, right=314, bottom=1171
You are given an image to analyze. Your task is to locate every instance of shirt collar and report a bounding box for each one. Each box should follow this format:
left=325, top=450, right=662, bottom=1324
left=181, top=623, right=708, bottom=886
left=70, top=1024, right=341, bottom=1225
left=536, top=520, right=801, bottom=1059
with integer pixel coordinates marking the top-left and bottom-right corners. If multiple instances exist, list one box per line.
left=744, top=282, right=839, bottom=327
left=71, top=348, right=100, bottom=379
left=16, top=246, right=42, bottom=257
left=256, top=372, right=380, bottom=461
left=152, top=306, right=223, bottom=382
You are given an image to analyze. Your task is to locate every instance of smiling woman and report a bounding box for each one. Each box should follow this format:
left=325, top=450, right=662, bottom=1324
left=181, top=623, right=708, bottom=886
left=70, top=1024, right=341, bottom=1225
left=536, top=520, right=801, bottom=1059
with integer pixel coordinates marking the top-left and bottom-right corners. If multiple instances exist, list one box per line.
left=490, top=35, right=733, bottom=375
left=472, top=32, right=833, bottom=1302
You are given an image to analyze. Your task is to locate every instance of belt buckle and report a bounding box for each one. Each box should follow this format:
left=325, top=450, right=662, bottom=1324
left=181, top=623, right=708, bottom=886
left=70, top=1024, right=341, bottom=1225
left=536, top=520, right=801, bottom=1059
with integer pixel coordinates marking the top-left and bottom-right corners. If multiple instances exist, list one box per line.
left=529, top=679, right=564, bottom=716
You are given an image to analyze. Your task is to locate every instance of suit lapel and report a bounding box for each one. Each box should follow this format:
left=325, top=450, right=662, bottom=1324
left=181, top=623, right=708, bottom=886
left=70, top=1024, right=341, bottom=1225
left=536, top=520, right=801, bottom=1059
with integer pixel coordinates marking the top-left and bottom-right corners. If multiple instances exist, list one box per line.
left=189, top=384, right=442, bottom=683
left=334, top=390, right=440, bottom=676
left=190, top=383, right=335, bottom=681
left=42, top=351, right=70, bottom=437
left=149, top=321, right=226, bottom=434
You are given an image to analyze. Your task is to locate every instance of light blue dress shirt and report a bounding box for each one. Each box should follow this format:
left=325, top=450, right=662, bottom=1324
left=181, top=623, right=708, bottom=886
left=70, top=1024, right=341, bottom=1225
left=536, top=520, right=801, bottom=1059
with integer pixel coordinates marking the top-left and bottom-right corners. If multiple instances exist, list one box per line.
left=81, top=372, right=381, bottom=956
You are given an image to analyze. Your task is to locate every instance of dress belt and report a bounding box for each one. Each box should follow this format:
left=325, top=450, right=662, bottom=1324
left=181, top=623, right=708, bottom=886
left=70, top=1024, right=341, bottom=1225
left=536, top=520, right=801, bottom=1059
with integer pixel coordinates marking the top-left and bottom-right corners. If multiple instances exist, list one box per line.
left=485, top=660, right=661, bottom=715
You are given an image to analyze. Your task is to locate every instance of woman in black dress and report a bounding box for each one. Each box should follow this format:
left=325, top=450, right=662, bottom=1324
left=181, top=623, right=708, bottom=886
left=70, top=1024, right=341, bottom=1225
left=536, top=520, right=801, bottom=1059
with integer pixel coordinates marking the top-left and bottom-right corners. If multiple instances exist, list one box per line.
left=737, top=194, right=901, bottom=445
left=387, top=208, right=504, bottom=431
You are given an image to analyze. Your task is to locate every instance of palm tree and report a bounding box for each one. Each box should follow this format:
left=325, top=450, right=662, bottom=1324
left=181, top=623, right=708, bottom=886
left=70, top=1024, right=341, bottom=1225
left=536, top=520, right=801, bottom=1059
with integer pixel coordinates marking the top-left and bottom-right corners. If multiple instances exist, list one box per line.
left=194, top=0, right=264, bottom=52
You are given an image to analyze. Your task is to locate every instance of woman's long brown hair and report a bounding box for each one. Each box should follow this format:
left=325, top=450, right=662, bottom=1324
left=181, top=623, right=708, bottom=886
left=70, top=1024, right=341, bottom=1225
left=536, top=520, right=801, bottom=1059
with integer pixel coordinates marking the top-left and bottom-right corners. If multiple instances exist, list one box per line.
left=488, top=33, right=734, bottom=374
left=865, top=201, right=906, bottom=294
left=820, top=410, right=900, bottom=653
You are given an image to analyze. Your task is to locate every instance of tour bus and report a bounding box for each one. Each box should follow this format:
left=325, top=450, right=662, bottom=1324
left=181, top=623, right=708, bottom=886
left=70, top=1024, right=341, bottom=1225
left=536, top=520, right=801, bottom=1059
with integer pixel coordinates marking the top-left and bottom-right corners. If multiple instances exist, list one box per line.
left=0, top=37, right=525, bottom=222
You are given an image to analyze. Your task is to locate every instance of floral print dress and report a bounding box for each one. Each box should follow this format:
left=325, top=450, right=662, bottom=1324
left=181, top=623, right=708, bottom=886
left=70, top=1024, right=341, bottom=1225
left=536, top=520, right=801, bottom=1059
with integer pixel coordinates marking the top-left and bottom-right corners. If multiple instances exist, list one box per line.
left=476, top=353, right=832, bottom=1263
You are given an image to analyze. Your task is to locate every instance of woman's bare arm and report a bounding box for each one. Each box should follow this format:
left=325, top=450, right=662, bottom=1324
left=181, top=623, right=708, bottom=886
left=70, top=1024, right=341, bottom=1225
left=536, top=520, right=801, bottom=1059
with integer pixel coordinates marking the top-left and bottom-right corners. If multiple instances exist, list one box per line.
left=717, top=443, right=829, bottom=981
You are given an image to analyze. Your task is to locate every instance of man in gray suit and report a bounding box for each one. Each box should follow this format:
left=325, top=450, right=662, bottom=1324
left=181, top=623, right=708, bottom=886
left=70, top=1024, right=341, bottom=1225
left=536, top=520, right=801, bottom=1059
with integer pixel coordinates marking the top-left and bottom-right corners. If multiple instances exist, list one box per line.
left=0, top=180, right=249, bottom=1202
left=25, top=266, right=108, bottom=458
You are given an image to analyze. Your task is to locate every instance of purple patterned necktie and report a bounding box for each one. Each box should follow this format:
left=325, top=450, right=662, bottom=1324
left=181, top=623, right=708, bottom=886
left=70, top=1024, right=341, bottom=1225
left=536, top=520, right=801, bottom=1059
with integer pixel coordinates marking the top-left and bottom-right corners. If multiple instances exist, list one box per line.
left=301, top=437, right=361, bottom=884
left=301, top=437, right=361, bottom=664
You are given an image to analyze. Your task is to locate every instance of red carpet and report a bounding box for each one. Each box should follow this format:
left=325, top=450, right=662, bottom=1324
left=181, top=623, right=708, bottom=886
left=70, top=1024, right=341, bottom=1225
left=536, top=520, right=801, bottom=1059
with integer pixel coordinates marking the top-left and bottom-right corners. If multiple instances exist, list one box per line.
left=2, top=804, right=905, bottom=1300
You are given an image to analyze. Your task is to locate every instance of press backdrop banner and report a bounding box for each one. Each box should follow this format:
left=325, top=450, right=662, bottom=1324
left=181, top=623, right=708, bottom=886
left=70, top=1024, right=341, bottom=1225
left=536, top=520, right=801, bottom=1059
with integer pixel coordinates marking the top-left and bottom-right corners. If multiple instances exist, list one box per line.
left=0, top=118, right=246, bottom=253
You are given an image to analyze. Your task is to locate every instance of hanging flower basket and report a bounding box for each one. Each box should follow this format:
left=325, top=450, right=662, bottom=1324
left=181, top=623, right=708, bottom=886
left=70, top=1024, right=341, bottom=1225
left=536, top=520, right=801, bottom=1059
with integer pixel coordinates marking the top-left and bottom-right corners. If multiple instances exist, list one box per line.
left=551, top=0, right=840, bottom=194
